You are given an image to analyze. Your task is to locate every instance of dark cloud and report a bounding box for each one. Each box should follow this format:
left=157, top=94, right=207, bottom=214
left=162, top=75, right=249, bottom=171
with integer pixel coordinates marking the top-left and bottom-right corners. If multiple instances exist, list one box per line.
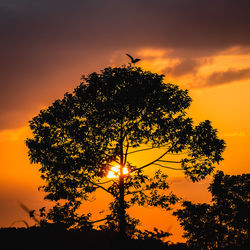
left=0, top=0, right=250, bottom=129
left=1, top=0, right=250, bottom=49
left=164, top=58, right=205, bottom=76
left=204, top=68, right=250, bottom=87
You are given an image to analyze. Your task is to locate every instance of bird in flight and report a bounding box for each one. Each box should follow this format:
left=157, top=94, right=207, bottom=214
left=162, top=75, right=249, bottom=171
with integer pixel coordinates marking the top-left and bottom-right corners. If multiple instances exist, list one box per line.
left=126, top=53, right=141, bottom=64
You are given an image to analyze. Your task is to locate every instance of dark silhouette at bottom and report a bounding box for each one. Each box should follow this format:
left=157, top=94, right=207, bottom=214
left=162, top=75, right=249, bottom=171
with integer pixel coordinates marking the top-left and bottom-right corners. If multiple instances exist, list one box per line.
left=0, top=226, right=187, bottom=250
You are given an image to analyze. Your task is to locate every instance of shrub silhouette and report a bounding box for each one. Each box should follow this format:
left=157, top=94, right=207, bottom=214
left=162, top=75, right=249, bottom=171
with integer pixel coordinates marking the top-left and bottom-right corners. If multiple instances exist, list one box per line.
left=174, top=171, right=250, bottom=249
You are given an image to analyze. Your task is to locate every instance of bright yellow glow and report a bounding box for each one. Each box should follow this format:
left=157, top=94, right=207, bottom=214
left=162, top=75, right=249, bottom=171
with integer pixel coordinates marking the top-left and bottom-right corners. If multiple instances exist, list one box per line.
left=107, top=165, right=129, bottom=178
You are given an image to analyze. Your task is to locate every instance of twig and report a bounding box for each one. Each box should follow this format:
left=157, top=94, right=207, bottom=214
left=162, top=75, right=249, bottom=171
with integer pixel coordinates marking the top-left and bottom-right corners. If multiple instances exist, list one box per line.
left=90, top=218, right=108, bottom=224
left=134, top=148, right=173, bottom=171
left=157, top=160, right=182, bottom=164
left=127, top=146, right=170, bottom=155
left=153, top=163, right=183, bottom=171
left=95, top=179, right=113, bottom=185
left=90, top=181, right=114, bottom=196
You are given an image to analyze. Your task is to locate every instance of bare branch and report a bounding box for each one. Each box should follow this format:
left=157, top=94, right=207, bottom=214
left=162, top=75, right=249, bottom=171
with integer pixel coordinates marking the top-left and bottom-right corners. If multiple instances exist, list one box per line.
left=127, top=145, right=170, bottom=155
left=90, top=181, right=114, bottom=196
left=133, top=148, right=173, bottom=171
left=95, top=179, right=113, bottom=185
left=153, top=163, right=183, bottom=171
left=157, top=160, right=182, bottom=164
left=128, top=147, right=157, bottom=155
left=90, top=218, right=108, bottom=224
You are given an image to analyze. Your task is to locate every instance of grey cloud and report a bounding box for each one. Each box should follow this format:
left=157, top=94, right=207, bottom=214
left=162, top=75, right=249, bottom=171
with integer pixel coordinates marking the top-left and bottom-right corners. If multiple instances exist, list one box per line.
left=186, top=68, right=250, bottom=89
left=164, top=58, right=205, bottom=77
left=204, top=68, right=250, bottom=87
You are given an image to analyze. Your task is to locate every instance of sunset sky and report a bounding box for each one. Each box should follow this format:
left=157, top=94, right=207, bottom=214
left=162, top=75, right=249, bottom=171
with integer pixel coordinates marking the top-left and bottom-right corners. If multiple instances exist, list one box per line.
left=0, top=0, right=250, bottom=243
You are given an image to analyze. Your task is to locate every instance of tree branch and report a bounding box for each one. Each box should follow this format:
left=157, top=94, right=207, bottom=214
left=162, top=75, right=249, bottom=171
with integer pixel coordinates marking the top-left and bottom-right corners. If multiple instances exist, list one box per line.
left=168, top=151, right=188, bottom=156
left=133, top=148, right=173, bottom=171
left=124, top=138, right=129, bottom=165
left=90, top=181, right=114, bottom=196
left=128, top=147, right=157, bottom=155
left=102, top=152, right=120, bottom=165
left=153, top=163, right=183, bottom=171
left=95, top=179, right=113, bottom=185
left=157, top=160, right=182, bottom=164
left=120, top=117, right=124, bottom=165
left=127, top=145, right=170, bottom=155
left=90, top=218, right=108, bottom=224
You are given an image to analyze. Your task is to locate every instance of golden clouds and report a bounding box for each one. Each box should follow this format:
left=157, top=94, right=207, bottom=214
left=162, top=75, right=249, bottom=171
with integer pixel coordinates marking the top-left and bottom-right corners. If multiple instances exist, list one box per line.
left=134, top=46, right=250, bottom=89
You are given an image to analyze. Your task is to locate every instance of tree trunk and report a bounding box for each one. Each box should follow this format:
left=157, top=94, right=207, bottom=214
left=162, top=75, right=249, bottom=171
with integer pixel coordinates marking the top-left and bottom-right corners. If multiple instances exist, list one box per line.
left=118, top=118, right=126, bottom=238
left=118, top=172, right=126, bottom=238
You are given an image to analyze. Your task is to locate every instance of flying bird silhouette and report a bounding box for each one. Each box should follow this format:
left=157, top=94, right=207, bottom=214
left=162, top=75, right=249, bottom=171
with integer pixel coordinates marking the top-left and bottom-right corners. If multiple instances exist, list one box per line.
left=126, top=54, right=141, bottom=64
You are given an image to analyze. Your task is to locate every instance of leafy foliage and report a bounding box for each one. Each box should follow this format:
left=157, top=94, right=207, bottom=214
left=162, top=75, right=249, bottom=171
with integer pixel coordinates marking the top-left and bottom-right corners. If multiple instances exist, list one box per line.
left=174, top=171, right=250, bottom=249
left=26, top=65, right=225, bottom=237
left=39, top=201, right=92, bottom=231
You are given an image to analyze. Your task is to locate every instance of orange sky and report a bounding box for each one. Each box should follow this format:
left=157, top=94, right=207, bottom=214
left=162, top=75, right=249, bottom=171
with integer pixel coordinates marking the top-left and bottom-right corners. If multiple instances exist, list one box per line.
left=0, top=47, right=249, bottom=242
left=0, top=0, right=250, bottom=243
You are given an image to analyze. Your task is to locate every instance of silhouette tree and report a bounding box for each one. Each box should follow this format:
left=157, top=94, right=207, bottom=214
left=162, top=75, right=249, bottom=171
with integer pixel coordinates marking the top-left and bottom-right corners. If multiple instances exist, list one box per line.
left=26, top=65, right=225, bottom=238
left=174, top=171, right=249, bottom=249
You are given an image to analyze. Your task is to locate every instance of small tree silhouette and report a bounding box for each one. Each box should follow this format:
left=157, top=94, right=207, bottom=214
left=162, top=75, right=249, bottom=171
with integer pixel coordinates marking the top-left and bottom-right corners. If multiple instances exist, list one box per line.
left=174, top=171, right=249, bottom=249
left=26, top=65, right=225, bottom=238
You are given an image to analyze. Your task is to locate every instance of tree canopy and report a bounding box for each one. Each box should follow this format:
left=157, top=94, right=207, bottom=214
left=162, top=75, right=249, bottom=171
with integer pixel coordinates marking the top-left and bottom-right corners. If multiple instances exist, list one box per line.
left=26, top=65, right=225, bottom=237
left=174, top=171, right=249, bottom=249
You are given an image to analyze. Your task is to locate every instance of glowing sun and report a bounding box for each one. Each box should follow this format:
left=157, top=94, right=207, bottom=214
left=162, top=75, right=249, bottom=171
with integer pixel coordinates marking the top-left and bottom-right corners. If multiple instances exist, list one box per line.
left=107, top=165, right=129, bottom=178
